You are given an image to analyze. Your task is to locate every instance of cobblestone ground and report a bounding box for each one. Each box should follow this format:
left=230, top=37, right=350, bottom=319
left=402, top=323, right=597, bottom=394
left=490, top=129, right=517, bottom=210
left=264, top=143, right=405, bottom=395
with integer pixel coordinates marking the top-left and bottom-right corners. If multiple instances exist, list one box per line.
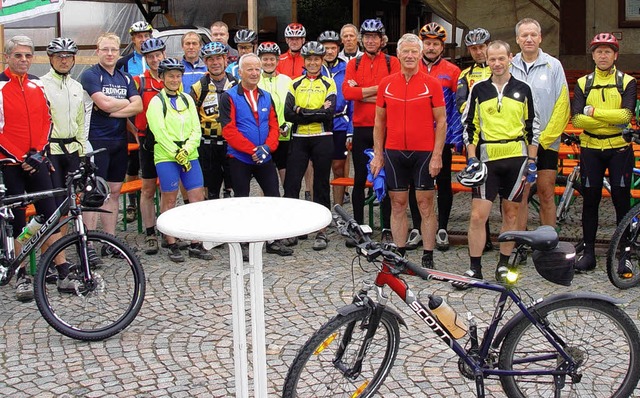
left=0, top=192, right=638, bottom=397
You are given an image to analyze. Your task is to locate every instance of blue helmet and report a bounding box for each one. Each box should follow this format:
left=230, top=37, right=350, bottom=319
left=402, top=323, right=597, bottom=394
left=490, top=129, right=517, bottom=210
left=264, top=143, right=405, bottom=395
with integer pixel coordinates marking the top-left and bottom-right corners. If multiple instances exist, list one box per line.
left=141, top=38, right=166, bottom=55
left=360, top=19, right=385, bottom=36
left=201, top=41, right=228, bottom=58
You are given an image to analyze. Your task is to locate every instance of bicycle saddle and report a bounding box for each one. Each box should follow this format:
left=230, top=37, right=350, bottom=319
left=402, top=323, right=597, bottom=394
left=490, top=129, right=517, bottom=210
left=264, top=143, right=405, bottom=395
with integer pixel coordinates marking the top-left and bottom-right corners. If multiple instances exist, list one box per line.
left=497, top=225, right=559, bottom=251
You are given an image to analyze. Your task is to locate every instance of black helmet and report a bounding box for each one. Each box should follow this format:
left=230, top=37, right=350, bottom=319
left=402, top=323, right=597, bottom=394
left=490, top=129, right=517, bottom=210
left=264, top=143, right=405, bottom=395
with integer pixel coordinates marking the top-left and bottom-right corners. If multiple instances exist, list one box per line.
left=158, top=58, right=185, bottom=75
left=300, top=41, right=326, bottom=57
left=129, top=20, right=153, bottom=35
left=257, top=41, right=281, bottom=56
left=318, top=30, right=340, bottom=44
left=456, top=161, right=488, bottom=188
left=141, top=38, right=166, bottom=55
left=81, top=176, right=110, bottom=208
left=419, top=22, right=447, bottom=42
left=464, top=28, right=490, bottom=46
left=47, top=37, right=78, bottom=55
left=235, top=29, right=258, bottom=44
left=360, top=19, right=385, bottom=36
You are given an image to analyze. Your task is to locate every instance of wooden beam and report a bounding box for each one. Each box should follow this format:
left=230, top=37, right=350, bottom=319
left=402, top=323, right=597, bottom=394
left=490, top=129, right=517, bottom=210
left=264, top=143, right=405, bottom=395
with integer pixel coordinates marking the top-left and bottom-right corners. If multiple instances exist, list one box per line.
left=353, top=0, right=360, bottom=25
left=248, top=0, right=258, bottom=31
left=528, top=0, right=560, bottom=22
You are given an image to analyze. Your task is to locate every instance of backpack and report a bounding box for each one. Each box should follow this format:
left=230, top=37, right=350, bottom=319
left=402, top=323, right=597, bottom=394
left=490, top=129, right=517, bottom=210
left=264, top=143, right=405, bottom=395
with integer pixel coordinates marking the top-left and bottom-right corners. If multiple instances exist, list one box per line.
left=583, top=69, right=625, bottom=97
left=354, top=53, right=391, bottom=74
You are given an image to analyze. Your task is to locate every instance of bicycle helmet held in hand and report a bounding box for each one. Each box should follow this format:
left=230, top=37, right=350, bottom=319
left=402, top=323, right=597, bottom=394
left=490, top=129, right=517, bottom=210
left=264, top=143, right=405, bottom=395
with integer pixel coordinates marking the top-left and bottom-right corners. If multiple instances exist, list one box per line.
left=201, top=42, right=228, bottom=58
left=81, top=176, right=110, bottom=208
left=318, top=30, right=340, bottom=44
left=464, top=28, right=490, bottom=46
left=257, top=41, right=281, bottom=56
left=129, top=20, right=153, bottom=35
left=590, top=32, right=619, bottom=52
left=141, top=38, right=166, bottom=55
left=456, top=160, right=488, bottom=187
left=360, top=19, right=385, bottom=36
left=235, top=29, right=258, bottom=44
left=420, top=22, right=447, bottom=42
left=158, top=58, right=185, bottom=75
left=284, top=23, right=306, bottom=38
left=47, top=38, right=78, bottom=55
left=300, top=41, right=326, bottom=57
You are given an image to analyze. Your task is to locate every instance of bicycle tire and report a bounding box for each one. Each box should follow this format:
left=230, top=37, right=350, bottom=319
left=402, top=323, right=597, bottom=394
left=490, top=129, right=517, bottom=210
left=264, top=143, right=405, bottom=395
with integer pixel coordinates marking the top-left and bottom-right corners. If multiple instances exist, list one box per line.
left=282, top=307, right=400, bottom=398
left=498, top=298, right=640, bottom=397
left=606, top=202, right=640, bottom=289
left=528, top=176, right=583, bottom=227
left=33, top=231, right=145, bottom=341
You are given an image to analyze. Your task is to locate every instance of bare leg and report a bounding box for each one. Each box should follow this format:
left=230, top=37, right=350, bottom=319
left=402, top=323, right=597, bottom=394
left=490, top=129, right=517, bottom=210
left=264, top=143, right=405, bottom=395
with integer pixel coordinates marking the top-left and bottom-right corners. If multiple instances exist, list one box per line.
left=415, top=190, right=436, bottom=251
left=389, top=191, right=409, bottom=247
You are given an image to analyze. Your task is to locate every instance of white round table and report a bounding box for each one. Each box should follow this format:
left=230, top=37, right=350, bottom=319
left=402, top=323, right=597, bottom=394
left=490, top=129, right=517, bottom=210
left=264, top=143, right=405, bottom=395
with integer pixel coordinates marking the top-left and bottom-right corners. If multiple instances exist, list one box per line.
left=157, top=197, right=332, bottom=397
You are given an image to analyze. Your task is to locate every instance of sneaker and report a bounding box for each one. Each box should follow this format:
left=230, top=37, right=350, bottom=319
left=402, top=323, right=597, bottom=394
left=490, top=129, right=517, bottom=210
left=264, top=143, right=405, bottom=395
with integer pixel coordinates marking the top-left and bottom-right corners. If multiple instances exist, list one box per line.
left=494, top=262, right=510, bottom=283
left=575, top=251, right=596, bottom=272
left=223, top=190, right=232, bottom=198
left=513, top=250, right=528, bottom=265
left=298, top=234, right=308, bottom=240
left=618, top=257, right=633, bottom=278
left=381, top=229, right=393, bottom=245
left=101, top=244, right=124, bottom=259
left=343, top=191, right=351, bottom=204
left=87, top=246, right=103, bottom=267
left=57, top=275, right=81, bottom=294
left=421, top=254, right=434, bottom=269
left=304, top=191, right=311, bottom=201
left=406, top=229, right=422, bottom=250
left=189, top=243, right=213, bottom=260
left=452, top=269, right=483, bottom=290
left=46, top=263, right=58, bottom=284
left=436, top=229, right=449, bottom=251
left=266, top=240, right=294, bottom=256
left=144, top=235, right=159, bottom=255
left=312, top=232, right=328, bottom=251
left=281, top=237, right=298, bottom=247
left=345, top=237, right=358, bottom=248
left=483, top=240, right=496, bottom=253
left=168, top=245, right=185, bottom=263
left=15, top=275, right=33, bottom=302
left=161, top=237, right=190, bottom=250
left=125, top=205, right=137, bottom=222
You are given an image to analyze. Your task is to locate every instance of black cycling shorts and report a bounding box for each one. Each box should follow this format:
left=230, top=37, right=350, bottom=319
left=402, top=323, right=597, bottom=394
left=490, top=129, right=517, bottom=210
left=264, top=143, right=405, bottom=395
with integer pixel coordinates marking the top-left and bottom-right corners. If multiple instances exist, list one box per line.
left=272, top=140, right=290, bottom=170
left=384, top=150, right=435, bottom=191
left=138, top=134, right=157, bottom=180
left=473, top=156, right=527, bottom=202
left=332, top=130, right=348, bottom=160
left=49, top=152, right=81, bottom=207
left=536, top=146, right=559, bottom=171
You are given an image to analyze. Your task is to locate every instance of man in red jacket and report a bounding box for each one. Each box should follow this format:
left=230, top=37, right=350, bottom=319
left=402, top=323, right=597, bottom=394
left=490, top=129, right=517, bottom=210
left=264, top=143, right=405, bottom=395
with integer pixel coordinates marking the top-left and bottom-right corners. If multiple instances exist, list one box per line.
left=277, top=23, right=306, bottom=78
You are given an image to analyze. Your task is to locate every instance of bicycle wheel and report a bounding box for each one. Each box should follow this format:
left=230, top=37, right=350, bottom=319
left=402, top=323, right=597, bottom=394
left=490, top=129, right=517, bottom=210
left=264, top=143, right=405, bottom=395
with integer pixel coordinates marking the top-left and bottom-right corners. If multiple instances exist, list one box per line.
left=499, top=298, right=640, bottom=397
left=282, top=307, right=400, bottom=398
left=33, top=231, right=145, bottom=341
left=607, top=202, right=640, bottom=289
left=528, top=176, right=583, bottom=228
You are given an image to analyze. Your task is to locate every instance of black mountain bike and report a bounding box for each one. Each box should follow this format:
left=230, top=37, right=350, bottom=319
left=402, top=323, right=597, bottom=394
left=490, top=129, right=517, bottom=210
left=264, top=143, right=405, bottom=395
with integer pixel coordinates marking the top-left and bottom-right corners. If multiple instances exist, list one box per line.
left=0, top=149, right=145, bottom=341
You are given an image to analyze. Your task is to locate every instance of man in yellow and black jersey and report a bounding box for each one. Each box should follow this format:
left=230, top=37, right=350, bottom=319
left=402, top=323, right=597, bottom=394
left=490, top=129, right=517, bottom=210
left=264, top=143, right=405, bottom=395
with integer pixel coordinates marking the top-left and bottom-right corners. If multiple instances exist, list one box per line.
left=456, top=40, right=539, bottom=287
left=190, top=41, right=238, bottom=199
left=571, top=33, right=637, bottom=272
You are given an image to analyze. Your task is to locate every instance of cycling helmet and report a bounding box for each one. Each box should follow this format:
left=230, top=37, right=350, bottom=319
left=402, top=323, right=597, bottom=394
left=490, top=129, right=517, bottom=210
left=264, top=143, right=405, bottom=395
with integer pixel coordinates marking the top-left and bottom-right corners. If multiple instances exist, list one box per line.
left=284, top=23, right=306, bottom=38
left=464, top=28, right=490, bottom=46
left=201, top=42, right=228, bottom=58
left=590, top=32, right=619, bottom=52
left=46, top=37, right=78, bottom=55
left=81, top=176, right=110, bottom=208
left=318, top=30, right=340, bottom=44
left=158, top=58, right=185, bottom=75
left=140, top=38, right=166, bottom=55
left=257, top=41, right=281, bottom=56
left=419, top=22, right=447, bottom=42
left=129, top=20, right=153, bottom=35
left=456, top=161, right=488, bottom=188
left=300, top=41, right=326, bottom=57
left=360, top=19, right=385, bottom=36
left=234, top=29, right=258, bottom=44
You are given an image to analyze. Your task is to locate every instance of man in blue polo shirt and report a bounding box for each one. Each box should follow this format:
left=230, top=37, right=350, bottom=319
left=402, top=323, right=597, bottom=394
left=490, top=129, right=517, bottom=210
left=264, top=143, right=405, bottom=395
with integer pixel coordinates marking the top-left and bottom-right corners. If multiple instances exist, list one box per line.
left=180, top=31, right=206, bottom=95
left=81, top=32, right=142, bottom=262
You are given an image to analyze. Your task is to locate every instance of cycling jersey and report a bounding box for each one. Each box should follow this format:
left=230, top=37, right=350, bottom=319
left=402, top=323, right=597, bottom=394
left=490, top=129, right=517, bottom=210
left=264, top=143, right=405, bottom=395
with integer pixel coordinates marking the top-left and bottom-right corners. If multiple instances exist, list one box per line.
left=40, top=68, right=86, bottom=156
left=133, top=70, right=164, bottom=133
left=181, top=57, right=207, bottom=95
left=376, top=71, right=445, bottom=151
left=457, top=62, right=491, bottom=113
left=463, top=75, right=538, bottom=162
left=116, top=51, right=147, bottom=76
left=571, top=66, right=636, bottom=150
left=285, top=74, right=337, bottom=136
left=258, top=72, right=292, bottom=141
left=511, top=49, right=570, bottom=151
left=343, top=52, right=401, bottom=127
left=189, top=73, right=238, bottom=138
left=0, top=67, right=51, bottom=161
left=219, top=84, right=280, bottom=165
left=277, top=50, right=305, bottom=78
left=321, top=58, right=353, bottom=134
left=146, top=90, right=201, bottom=164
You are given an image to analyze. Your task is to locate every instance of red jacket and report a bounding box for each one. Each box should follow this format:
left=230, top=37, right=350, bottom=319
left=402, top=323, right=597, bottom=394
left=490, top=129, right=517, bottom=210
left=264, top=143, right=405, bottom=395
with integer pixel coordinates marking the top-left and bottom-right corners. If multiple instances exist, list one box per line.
left=0, top=67, right=52, bottom=161
left=276, top=50, right=305, bottom=79
left=133, top=70, right=164, bottom=133
left=342, top=52, right=401, bottom=127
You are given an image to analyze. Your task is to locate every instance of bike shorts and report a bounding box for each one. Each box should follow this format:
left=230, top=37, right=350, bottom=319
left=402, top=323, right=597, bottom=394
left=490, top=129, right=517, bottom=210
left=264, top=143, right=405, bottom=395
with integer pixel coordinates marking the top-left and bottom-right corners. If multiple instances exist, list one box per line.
left=272, top=140, right=290, bottom=170
left=580, top=145, right=633, bottom=189
left=138, top=134, right=157, bottom=180
left=473, top=156, right=527, bottom=202
left=332, top=130, right=348, bottom=160
left=536, top=146, right=559, bottom=171
left=49, top=152, right=81, bottom=207
left=156, top=160, right=204, bottom=192
left=384, top=149, right=435, bottom=191
left=90, top=139, right=128, bottom=183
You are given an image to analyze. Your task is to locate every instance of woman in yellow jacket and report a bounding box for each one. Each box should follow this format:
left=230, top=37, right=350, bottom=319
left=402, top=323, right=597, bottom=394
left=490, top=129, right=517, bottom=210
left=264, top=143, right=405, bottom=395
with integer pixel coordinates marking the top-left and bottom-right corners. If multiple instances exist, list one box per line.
left=146, top=58, right=212, bottom=263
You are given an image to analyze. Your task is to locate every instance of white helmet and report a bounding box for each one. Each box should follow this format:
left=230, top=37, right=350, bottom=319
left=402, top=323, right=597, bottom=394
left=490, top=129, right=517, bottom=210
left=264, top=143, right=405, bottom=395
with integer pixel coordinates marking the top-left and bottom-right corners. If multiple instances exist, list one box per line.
left=456, top=161, right=488, bottom=188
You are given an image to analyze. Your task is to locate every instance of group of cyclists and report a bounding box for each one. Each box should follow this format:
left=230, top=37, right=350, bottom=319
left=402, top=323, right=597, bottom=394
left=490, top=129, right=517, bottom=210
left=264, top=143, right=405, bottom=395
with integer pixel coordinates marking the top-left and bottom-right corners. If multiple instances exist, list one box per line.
left=1, top=14, right=635, bottom=301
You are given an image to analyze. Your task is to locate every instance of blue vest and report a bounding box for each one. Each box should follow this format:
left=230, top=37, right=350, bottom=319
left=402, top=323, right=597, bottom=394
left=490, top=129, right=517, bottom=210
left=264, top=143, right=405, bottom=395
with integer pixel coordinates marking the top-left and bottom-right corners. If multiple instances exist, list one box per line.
left=226, top=85, right=273, bottom=164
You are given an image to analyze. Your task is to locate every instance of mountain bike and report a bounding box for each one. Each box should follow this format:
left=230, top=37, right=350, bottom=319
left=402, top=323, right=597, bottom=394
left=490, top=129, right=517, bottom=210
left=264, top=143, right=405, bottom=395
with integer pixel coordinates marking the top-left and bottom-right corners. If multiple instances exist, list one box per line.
left=282, top=205, right=640, bottom=397
left=0, top=149, right=145, bottom=341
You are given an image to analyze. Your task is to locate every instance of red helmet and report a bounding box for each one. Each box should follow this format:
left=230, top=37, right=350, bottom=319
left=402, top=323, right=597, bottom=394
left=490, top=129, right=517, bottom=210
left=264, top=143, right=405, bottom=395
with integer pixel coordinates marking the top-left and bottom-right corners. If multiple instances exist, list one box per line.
left=590, top=33, right=619, bottom=52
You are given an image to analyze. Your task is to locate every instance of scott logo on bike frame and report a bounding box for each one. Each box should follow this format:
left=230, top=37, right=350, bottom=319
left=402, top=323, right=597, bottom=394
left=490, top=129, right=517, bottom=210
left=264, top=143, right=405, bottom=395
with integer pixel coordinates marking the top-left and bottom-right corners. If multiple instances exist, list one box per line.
left=408, top=300, right=454, bottom=346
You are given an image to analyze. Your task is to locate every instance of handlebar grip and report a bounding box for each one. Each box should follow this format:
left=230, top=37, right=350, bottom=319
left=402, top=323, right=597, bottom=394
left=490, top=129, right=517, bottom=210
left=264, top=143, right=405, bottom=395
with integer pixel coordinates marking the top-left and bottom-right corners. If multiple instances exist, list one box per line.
left=85, top=148, right=107, bottom=158
left=334, top=204, right=352, bottom=223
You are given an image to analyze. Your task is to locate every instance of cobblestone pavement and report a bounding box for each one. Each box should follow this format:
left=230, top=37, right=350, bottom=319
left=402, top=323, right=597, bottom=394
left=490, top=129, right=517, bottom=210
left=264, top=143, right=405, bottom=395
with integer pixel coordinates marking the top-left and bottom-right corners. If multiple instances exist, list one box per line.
left=0, top=193, right=638, bottom=397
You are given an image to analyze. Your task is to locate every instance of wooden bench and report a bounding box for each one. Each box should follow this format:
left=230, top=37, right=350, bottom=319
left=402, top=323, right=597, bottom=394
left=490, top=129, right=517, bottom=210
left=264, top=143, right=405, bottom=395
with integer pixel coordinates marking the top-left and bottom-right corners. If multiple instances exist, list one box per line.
left=120, top=178, right=161, bottom=233
left=330, top=177, right=382, bottom=229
